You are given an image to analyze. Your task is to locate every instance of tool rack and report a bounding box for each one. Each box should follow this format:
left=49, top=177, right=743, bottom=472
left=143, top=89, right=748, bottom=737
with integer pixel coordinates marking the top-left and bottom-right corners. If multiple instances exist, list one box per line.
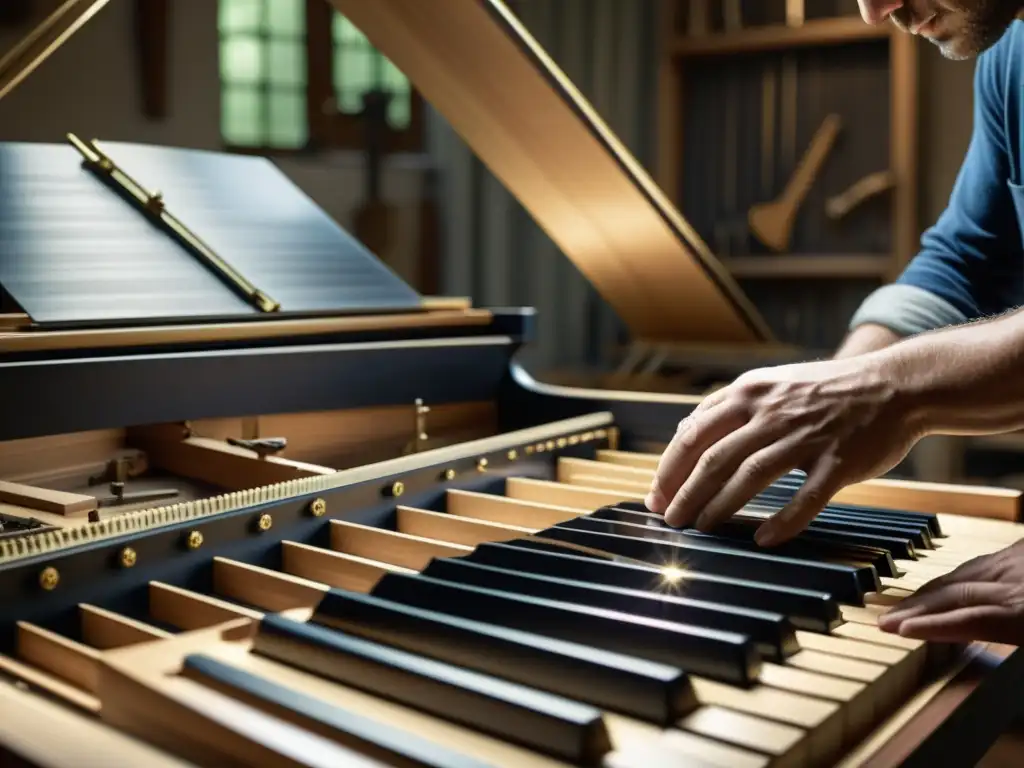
left=656, top=0, right=919, bottom=285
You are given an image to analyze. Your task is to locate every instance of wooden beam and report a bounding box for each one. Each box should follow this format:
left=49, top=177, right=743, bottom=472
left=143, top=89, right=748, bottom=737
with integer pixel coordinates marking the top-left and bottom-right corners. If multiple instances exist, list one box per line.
left=133, top=0, right=168, bottom=119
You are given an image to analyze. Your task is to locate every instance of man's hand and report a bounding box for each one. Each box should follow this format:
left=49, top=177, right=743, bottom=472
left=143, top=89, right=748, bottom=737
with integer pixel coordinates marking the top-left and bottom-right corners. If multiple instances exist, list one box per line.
left=645, top=355, right=925, bottom=546
left=879, top=542, right=1024, bottom=645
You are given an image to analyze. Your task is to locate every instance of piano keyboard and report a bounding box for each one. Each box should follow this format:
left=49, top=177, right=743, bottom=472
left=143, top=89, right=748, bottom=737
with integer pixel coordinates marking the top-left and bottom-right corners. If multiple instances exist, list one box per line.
left=3, top=449, right=1021, bottom=768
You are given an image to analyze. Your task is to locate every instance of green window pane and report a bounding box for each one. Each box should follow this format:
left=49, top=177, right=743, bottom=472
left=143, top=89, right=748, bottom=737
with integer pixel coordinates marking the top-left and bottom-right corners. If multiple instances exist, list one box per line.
left=218, top=0, right=262, bottom=33
left=382, top=58, right=408, bottom=94
left=333, top=13, right=367, bottom=45
left=333, top=47, right=375, bottom=97
left=387, top=91, right=410, bottom=130
left=220, top=36, right=264, bottom=83
left=337, top=87, right=364, bottom=114
left=268, top=90, right=308, bottom=148
left=268, top=40, right=305, bottom=86
left=266, top=0, right=304, bottom=36
left=222, top=86, right=264, bottom=146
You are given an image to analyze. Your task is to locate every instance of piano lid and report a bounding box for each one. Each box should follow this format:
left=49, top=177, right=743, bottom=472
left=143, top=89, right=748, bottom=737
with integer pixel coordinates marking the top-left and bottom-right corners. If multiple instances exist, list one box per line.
left=327, top=0, right=774, bottom=345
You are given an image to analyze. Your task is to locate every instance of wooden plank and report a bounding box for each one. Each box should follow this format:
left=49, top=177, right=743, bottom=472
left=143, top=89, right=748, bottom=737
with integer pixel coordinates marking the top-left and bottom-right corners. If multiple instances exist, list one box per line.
left=0, top=479, right=96, bottom=516
left=0, top=309, right=492, bottom=354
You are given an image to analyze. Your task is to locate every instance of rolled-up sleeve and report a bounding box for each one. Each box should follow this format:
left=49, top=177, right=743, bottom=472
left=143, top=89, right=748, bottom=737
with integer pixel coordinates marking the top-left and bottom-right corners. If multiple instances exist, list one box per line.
left=850, top=33, right=1024, bottom=337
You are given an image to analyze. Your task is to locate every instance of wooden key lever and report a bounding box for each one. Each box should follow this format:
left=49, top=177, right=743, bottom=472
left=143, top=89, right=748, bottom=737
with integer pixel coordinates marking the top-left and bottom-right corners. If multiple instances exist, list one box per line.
left=826, top=169, right=895, bottom=220
left=227, top=437, right=288, bottom=459
left=748, top=112, right=842, bottom=253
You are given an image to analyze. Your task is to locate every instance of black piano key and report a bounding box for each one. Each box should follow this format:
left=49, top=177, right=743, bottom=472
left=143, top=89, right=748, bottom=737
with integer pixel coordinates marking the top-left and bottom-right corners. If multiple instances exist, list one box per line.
left=532, top=524, right=871, bottom=605
left=812, top=509, right=936, bottom=542
left=421, top=557, right=799, bottom=661
left=676, top=522, right=905, bottom=576
left=822, top=505, right=945, bottom=537
left=615, top=495, right=945, bottom=538
left=755, top=487, right=945, bottom=537
left=675, top=528, right=887, bottom=592
left=466, top=542, right=842, bottom=632
left=369, top=572, right=761, bottom=686
left=181, top=653, right=491, bottom=768
left=309, top=588, right=697, bottom=725
left=251, top=613, right=612, bottom=764
left=797, top=515, right=931, bottom=550
left=556, top=516, right=883, bottom=596
left=592, top=506, right=910, bottom=568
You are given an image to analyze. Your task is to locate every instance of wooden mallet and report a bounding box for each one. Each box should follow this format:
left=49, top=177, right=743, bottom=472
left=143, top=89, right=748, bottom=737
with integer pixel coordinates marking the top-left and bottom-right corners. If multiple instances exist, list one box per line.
left=748, top=112, right=842, bottom=253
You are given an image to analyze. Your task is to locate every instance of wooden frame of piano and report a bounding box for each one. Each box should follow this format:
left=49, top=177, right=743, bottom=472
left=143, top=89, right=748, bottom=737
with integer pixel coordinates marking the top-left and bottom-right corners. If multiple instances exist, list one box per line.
left=0, top=1, right=1023, bottom=766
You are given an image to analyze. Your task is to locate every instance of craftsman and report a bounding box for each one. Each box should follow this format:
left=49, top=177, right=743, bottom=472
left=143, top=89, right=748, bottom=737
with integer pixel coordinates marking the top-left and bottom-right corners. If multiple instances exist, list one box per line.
left=647, top=0, right=1024, bottom=645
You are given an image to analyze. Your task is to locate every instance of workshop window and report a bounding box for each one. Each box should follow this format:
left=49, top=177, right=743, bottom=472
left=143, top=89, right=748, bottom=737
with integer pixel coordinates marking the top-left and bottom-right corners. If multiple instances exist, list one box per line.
left=217, top=0, right=422, bottom=152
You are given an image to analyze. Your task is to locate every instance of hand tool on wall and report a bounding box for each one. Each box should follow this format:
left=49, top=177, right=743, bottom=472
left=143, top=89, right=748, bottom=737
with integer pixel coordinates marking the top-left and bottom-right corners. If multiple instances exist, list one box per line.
left=748, top=112, right=842, bottom=252
left=825, top=170, right=895, bottom=219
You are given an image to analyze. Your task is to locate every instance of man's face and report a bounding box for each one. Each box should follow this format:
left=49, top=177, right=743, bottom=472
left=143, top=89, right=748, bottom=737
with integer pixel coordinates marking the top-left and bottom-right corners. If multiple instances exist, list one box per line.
left=857, top=1, right=1024, bottom=59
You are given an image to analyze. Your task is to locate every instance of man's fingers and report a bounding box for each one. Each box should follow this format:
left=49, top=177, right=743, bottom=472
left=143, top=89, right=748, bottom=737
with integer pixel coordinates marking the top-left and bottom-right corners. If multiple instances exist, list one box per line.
left=754, top=458, right=841, bottom=546
left=902, top=553, right=997, bottom=599
left=646, top=402, right=748, bottom=516
left=890, top=605, right=1021, bottom=644
left=877, top=581, right=1013, bottom=632
left=660, top=418, right=786, bottom=528
left=687, top=432, right=805, bottom=532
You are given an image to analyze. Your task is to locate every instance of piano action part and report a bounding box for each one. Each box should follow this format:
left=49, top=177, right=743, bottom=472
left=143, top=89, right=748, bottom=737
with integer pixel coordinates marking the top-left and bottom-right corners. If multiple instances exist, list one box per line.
left=1, top=1, right=1024, bottom=766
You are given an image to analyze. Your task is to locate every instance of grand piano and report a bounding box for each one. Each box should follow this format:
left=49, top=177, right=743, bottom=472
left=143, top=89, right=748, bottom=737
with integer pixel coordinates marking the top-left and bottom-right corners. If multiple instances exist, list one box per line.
left=1, top=2, right=1024, bottom=766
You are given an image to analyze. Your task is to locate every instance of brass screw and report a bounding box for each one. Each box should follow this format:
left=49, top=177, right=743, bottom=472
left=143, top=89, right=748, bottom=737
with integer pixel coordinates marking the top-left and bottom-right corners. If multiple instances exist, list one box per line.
left=545, top=440, right=555, bottom=451
left=525, top=445, right=535, bottom=455
left=119, top=547, right=137, bottom=568
left=384, top=481, right=405, bottom=497
left=442, top=468, right=456, bottom=481
left=38, top=567, right=59, bottom=591
left=596, top=429, right=608, bottom=439
left=477, top=458, right=489, bottom=472
left=556, top=438, right=567, bottom=448
left=568, top=435, right=580, bottom=445
left=535, top=442, right=546, bottom=452
left=186, top=530, right=204, bottom=549
left=257, top=513, right=273, bottom=532
left=309, top=498, right=327, bottom=517
left=507, top=449, right=518, bottom=461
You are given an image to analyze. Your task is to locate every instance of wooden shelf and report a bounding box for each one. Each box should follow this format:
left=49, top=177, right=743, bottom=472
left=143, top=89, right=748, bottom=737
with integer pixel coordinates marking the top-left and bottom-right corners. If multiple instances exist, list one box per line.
left=721, top=255, right=892, bottom=279
left=672, top=16, right=891, bottom=57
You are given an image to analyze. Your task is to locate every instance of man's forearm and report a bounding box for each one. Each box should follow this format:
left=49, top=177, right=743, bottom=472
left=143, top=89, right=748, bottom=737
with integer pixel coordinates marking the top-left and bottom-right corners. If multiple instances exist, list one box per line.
left=874, top=308, right=1024, bottom=436
left=834, top=323, right=902, bottom=359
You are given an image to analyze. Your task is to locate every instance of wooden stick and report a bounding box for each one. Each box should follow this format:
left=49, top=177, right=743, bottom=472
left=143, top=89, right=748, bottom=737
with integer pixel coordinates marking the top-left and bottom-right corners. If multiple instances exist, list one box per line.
left=749, top=113, right=842, bottom=252
left=826, top=170, right=896, bottom=219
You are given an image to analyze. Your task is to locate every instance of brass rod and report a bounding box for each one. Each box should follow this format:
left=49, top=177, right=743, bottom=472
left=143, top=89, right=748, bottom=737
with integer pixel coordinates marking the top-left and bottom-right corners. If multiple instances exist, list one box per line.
left=0, top=0, right=111, bottom=102
left=66, top=133, right=281, bottom=314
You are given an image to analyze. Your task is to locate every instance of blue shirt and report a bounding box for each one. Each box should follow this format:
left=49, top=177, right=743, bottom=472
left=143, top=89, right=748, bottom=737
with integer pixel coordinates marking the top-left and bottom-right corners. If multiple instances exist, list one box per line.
left=851, top=21, right=1024, bottom=336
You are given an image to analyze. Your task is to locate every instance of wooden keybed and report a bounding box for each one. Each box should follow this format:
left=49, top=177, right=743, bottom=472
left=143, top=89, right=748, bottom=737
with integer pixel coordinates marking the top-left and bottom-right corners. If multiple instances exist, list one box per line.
left=1, top=432, right=1022, bottom=767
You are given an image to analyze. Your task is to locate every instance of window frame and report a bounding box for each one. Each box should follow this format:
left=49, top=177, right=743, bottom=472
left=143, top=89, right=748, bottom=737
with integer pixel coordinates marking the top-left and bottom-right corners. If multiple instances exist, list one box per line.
left=218, top=0, right=425, bottom=156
